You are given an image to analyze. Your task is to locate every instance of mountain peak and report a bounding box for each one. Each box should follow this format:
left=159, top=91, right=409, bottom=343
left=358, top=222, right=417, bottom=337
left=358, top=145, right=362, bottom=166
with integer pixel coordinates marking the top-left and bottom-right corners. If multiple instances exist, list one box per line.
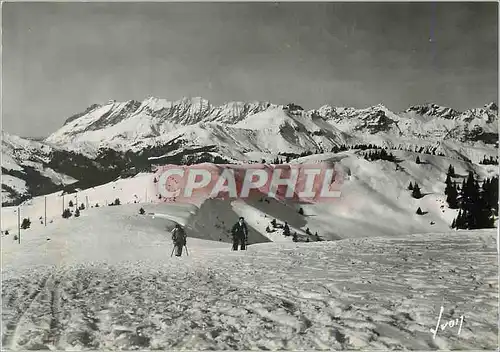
left=370, top=103, right=389, bottom=110
left=404, top=103, right=461, bottom=119
left=63, top=103, right=103, bottom=126
left=485, top=102, right=498, bottom=111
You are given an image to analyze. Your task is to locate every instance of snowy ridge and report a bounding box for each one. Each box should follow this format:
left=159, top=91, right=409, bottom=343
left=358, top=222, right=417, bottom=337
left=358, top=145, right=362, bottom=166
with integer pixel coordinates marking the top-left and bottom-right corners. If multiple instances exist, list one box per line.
left=404, top=103, right=461, bottom=120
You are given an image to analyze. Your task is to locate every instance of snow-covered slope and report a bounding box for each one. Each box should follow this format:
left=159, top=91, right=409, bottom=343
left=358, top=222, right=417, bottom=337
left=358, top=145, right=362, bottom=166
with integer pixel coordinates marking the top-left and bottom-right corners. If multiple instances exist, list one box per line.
left=2, top=148, right=497, bottom=241
left=290, top=150, right=498, bottom=238
left=1, top=199, right=497, bottom=349
left=1, top=132, right=77, bottom=205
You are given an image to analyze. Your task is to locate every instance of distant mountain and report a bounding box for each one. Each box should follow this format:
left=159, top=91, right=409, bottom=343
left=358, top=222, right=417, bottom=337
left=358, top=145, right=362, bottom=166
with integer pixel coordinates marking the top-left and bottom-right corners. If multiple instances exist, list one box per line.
left=45, top=97, right=498, bottom=161
left=2, top=132, right=138, bottom=206
left=1, top=132, right=77, bottom=205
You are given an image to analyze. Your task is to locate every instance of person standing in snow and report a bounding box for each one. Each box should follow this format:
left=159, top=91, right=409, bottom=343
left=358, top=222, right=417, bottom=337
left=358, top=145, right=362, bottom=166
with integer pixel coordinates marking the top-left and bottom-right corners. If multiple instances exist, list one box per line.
left=171, top=224, right=187, bottom=257
left=231, top=217, right=248, bottom=251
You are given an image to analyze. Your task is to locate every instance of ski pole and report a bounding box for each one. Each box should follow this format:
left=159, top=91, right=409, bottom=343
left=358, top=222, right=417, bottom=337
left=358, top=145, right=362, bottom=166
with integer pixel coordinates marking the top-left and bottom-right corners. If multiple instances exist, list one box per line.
left=184, top=244, right=189, bottom=256
left=170, top=247, right=175, bottom=257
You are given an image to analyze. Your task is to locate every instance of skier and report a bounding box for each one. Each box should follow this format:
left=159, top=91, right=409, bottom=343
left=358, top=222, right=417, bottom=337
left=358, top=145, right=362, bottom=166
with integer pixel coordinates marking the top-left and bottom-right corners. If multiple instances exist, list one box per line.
left=231, top=217, right=248, bottom=251
left=171, top=223, right=187, bottom=257
left=283, top=222, right=290, bottom=236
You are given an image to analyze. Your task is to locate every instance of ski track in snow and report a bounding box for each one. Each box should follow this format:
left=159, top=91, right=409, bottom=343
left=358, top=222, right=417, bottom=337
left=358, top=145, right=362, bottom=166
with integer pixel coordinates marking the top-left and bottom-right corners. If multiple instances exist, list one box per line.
left=2, top=231, right=497, bottom=350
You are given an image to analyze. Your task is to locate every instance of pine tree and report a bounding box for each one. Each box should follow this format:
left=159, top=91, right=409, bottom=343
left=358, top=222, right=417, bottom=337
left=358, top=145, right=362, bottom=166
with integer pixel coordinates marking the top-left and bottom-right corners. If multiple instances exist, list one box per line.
left=62, top=208, right=72, bottom=219
left=452, top=171, right=495, bottom=230
left=412, top=183, right=422, bottom=199
left=416, top=156, right=421, bottom=164
left=21, top=218, right=31, bottom=229
left=283, top=222, right=290, bottom=236
left=476, top=185, right=491, bottom=228
left=454, top=209, right=464, bottom=229
left=408, top=181, right=414, bottom=191
left=139, top=207, right=145, bottom=215
left=478, top=176, right=498, bottom=228
left=416, top=207, right=423, bottom=215
left=487, top=176, right=499, bottom=215
left=446, top=182, right=459, bottom=209
left=447, top=165, right=455, bottom=177
left=74, top=208, right=80, bottom=217
left=298, top=207, right=304, bottom=215
left=461, top=172, right=480, bottom=229
left=69, top=200, right=74, bottom=207
left=444, top=175, right=452, bottom=195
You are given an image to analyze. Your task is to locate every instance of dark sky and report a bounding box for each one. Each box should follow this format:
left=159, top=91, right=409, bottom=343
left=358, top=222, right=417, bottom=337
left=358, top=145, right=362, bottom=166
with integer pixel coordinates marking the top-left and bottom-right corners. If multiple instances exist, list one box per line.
left=3, top=2, right=498, bottom=137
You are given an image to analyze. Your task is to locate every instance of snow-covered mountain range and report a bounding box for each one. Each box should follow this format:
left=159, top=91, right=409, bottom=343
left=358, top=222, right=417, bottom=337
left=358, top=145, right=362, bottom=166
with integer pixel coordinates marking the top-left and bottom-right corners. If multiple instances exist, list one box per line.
left=2, top=97, right=498, bottom=206
left=45, top=97, right=498, bottom=159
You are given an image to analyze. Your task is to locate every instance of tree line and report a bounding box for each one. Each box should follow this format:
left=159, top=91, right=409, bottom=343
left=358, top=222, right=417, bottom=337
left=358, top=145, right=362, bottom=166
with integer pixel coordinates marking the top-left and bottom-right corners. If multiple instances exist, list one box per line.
left=444, top=165, right=498, bottom=229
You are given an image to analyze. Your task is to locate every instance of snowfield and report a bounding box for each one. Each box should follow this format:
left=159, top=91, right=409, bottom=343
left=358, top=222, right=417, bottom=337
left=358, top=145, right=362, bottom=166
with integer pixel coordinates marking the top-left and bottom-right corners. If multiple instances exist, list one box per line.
left=1, top=201, right=498, bottom=350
